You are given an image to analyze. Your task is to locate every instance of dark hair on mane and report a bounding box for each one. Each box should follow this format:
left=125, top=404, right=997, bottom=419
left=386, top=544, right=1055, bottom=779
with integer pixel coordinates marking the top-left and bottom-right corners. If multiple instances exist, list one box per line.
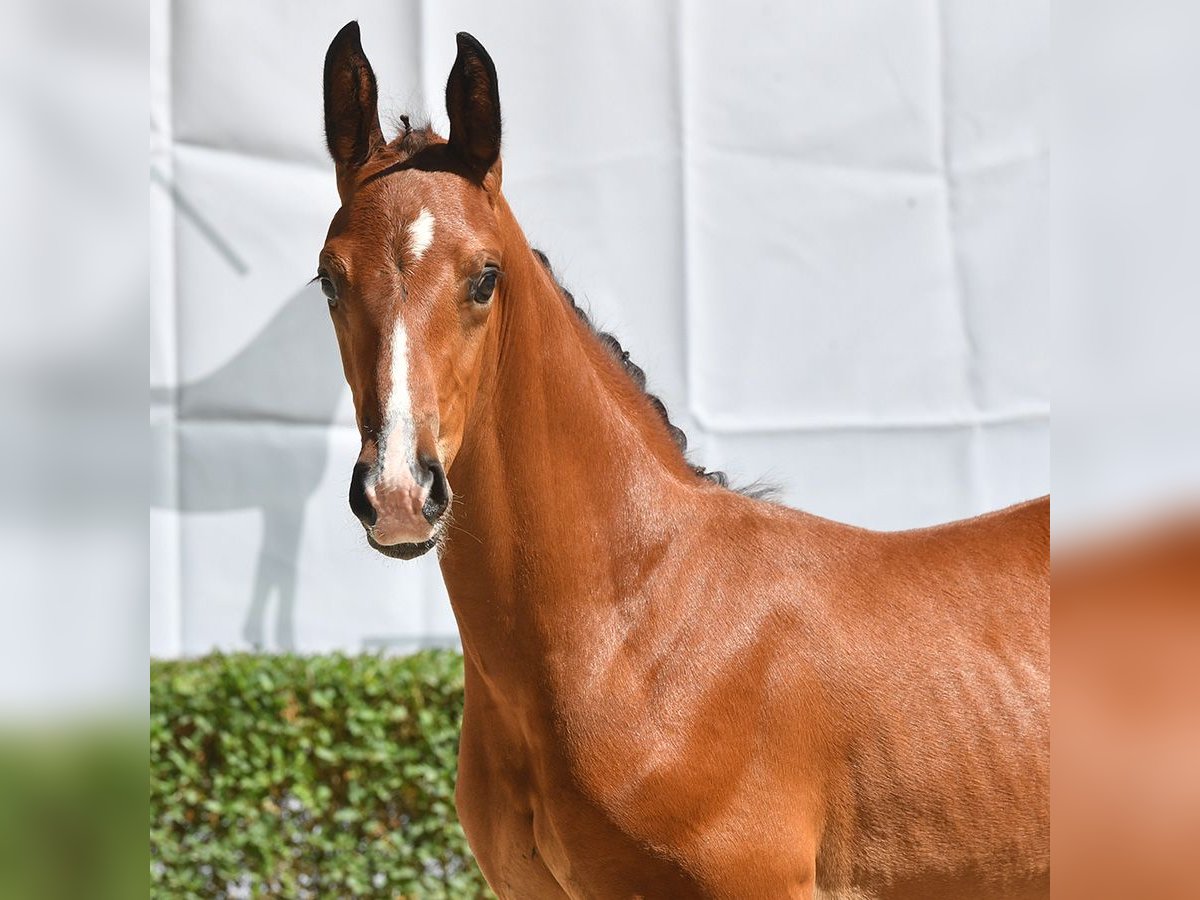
left=530, top=248, right=771, bottom=496
left=391, top=115, right=437, bottom=156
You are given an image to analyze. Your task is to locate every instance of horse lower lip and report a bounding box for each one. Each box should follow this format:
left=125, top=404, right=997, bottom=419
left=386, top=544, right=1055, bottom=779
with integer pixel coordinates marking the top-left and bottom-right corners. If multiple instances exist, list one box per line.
left=367, top=533, right=437, bottom=560
left=368, top=519, right=436, bottom=547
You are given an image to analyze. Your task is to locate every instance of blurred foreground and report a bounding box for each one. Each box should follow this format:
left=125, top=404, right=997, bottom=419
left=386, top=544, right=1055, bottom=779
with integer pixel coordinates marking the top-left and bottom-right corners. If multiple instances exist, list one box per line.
left=0, top=1, right=147, bottom=898
left=1054, top=518, right=1200, bottom=900
left=0, top=725, right=144, bottom=900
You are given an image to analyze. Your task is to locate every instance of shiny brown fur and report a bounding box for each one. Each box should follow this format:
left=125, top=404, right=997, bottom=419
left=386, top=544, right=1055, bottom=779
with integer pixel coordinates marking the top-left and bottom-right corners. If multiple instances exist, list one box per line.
left=319, top=24, right=1050, bottom=900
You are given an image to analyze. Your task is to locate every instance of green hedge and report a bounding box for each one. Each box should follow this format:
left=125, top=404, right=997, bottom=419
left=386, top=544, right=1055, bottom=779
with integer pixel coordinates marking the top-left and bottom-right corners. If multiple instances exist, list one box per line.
left=150, top=651, right=493, bottom=899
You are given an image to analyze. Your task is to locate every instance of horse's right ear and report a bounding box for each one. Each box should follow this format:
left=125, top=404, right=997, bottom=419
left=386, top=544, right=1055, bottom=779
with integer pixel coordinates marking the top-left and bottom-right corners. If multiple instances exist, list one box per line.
left=324, top=21, right=384, bottom=176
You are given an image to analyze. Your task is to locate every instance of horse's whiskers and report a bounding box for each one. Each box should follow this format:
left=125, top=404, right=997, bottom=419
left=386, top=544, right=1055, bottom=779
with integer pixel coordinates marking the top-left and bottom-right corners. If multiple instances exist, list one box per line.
left=439, top=502, right=484, bottom=548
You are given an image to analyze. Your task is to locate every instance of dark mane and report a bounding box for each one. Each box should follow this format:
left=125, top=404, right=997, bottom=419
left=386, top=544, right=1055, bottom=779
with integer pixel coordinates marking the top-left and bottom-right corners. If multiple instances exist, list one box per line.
left=531, top=248, right=772, bottom=498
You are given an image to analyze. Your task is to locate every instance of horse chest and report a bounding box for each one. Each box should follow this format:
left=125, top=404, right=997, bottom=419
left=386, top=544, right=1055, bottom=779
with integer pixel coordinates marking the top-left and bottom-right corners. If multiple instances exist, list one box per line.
left=458, top=704, right=717, bottom=898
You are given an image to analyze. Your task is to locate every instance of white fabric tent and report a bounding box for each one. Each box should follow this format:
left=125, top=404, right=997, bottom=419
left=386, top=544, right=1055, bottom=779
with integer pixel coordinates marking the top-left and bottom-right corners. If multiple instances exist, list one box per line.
left=150, top=0, right=1048, bottom=657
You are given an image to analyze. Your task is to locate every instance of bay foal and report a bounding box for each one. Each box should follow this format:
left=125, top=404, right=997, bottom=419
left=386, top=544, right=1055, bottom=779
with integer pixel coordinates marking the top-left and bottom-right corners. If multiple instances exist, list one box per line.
left=318, top=24, right=1050, bottom=899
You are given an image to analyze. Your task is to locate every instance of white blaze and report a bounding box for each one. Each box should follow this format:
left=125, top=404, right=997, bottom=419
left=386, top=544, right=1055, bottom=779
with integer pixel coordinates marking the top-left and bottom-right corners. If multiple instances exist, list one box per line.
left=407, top=207, right=435, bottom=262
left=378, top=208, right=433, bottom=483
left=381, top=313, right=415, bottom=479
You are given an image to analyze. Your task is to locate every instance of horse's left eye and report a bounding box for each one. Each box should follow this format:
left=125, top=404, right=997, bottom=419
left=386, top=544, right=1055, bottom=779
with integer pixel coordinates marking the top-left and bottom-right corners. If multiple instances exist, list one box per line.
left=472, top=267, right=501, bottom=304
left=319, top=275, right=338, bottom=307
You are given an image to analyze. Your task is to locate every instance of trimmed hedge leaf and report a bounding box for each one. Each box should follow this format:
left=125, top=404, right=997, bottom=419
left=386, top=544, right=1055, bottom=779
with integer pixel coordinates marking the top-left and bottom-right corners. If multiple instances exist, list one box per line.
left=150, top=651, right=493, bottom=898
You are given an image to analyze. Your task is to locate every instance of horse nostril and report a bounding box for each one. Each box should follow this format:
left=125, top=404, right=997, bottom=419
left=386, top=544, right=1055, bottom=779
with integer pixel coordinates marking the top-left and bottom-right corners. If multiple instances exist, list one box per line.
left=349, top=462, right=376, bottom=527
left=422, top=459, right=449, bottom=524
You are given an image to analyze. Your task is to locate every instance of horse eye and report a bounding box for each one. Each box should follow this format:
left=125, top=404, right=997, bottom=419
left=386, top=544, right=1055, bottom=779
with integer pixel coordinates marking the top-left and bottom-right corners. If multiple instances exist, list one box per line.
left=472, top=267, right=500, bottom=304
left=319, top=275, right=338, bottom=307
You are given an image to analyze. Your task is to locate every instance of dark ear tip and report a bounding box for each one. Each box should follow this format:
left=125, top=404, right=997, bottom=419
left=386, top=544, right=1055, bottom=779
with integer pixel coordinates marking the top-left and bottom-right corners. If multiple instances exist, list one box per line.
left=326, top=22, right=363, bottom=74
left=455, top=31, right=491, bottom=61
left=331, top=20, right=362, bottom=49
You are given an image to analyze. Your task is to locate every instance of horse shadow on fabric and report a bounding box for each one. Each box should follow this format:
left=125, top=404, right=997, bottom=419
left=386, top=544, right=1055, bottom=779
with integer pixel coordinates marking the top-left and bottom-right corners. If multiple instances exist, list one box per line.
left=151, top=282, right=346, bottom=651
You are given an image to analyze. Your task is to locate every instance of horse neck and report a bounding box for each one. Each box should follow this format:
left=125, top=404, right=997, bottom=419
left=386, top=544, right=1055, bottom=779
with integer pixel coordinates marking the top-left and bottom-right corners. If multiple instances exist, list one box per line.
left=439, top=198, right=700, bottom=692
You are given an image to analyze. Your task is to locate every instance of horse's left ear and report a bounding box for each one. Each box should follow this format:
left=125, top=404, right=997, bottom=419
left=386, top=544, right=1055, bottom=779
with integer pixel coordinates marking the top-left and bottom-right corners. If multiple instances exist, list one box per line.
left=445, top=32, right=501, bottom=182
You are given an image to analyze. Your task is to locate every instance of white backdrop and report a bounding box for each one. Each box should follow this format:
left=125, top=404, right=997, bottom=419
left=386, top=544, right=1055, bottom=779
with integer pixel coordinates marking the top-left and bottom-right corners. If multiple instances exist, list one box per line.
left=150, top=0, right=1048, bottom=657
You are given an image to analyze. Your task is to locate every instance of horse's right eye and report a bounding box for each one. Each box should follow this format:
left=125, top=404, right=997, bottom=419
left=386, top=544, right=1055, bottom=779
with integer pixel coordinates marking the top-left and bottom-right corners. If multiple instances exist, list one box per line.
left=319, top=275, right=338, bottom=307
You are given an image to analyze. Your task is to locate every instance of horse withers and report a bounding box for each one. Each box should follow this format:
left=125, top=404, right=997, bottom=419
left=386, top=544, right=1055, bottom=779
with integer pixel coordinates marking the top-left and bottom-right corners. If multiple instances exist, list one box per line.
left=316, top=22, right=1049, bottom=899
